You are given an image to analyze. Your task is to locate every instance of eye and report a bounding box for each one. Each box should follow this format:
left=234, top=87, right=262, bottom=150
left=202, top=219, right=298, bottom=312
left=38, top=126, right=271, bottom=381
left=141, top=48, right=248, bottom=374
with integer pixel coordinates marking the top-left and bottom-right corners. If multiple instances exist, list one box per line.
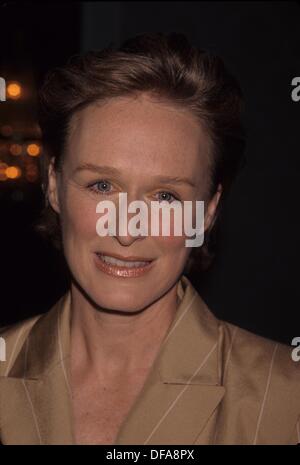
left=87, top=179, right=112, bottom=194
left=156, top=191, right=179, bottom=203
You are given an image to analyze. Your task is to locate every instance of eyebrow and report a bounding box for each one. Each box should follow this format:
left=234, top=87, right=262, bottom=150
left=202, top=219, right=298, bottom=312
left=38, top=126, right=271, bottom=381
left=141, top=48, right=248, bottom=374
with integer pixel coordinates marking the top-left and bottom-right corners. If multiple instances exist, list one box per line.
left=73, top=163, right=196, bottom=188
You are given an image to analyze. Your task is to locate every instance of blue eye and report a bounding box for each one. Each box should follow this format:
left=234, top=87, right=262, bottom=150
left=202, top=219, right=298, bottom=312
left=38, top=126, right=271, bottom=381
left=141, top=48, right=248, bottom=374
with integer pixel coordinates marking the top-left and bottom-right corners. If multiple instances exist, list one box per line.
left=157, top=191, right=178, bottom=203
left=87, top=180, right=112, bottom=194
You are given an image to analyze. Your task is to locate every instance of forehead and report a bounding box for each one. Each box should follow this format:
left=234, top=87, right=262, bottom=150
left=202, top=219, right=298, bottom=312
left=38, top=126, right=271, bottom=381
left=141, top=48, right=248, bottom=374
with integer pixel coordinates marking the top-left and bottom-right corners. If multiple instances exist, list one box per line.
left=66, top=93, right=212, bottom=181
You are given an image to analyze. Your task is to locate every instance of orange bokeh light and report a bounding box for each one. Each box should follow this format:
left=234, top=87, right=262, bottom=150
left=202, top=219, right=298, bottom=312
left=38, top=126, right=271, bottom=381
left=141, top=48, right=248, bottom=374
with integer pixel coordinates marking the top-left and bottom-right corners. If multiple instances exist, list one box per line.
left=27, top=143, right=40, bottom=157
left=6, top=82, right=22, bottom=100
left=6, top=166, right=21, bottom=179
left=9, top=143, right=22, bottom=156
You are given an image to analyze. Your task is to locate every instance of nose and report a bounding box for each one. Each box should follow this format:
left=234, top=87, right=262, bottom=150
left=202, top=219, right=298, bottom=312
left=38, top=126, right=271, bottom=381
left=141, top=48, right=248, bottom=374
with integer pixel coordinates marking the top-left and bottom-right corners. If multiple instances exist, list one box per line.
left=114, top=193, right=148, bottom=247
left=114, top=216, right=147, bottom=247
left=114, top=233, right=145, bottom=247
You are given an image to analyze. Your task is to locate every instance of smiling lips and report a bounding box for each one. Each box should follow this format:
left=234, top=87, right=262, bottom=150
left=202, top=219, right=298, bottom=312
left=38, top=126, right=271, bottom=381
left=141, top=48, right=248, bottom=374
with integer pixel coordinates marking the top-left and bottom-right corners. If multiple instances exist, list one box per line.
left=94, top=252, right=154, bottom=277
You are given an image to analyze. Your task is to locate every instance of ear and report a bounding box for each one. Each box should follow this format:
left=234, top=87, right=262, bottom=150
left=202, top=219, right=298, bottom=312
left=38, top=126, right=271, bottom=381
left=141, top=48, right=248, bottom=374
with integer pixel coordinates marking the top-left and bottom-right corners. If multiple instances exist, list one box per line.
left=47, top=158, right=61, bottom=214
left=204, top=183, right=222, bottom=233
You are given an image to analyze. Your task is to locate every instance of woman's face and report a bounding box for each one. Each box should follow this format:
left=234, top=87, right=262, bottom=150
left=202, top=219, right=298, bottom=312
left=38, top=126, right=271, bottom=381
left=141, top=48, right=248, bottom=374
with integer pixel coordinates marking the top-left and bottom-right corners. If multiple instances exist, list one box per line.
left=48, top=93, right=221, bottom=312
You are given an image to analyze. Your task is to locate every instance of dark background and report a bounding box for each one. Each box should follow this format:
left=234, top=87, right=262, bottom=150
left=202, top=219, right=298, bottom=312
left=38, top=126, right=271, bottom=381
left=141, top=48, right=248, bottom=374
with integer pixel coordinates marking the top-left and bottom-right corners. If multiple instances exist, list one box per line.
left=0, top=1, right=299, bottom=345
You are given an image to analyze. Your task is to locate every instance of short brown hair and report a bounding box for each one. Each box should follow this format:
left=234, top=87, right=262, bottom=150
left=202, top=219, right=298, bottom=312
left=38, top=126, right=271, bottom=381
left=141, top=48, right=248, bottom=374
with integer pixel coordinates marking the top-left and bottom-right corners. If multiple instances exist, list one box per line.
left=35, top=31, right=246, bottom=273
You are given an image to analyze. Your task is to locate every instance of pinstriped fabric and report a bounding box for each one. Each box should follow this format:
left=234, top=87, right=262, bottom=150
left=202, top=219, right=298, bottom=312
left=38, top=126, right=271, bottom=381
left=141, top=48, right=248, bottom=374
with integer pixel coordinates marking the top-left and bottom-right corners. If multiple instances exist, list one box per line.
left=253, top=343, right=279, bottom=444
left=159, top=289, right=197, bottom=350
left=21, top=379, right=42, bottom=444
left=57, top=307, right=72, bottom=398
left=22, top=336, right=42, bottom=444
left=212, top=325, right=238, bottom=444
left=223, top=326, right=238, bottom=379
left=4, top=325, right=26, bottom=376
left=143, top=341, right=218, bottom=444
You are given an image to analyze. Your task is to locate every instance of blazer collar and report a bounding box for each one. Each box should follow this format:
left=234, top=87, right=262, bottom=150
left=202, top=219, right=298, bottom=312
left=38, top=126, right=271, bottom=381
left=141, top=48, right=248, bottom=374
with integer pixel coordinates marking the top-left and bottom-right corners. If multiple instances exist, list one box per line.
left=0, top=275, right=225, bottom=444
left=6, top=291, right=72, bottom=381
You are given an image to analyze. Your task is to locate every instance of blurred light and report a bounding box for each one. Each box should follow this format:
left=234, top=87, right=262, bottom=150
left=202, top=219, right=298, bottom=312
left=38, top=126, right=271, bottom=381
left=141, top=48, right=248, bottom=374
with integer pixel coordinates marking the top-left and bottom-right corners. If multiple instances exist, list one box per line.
left=0, top=143, right=8, bottom=156
left=25, top=164, right=38, bottom=182
left=6, top=166, right=21, bottom=179
left=6, top=82, right=22, bottom=100
left=9, top=143, right=22, bottom=156
left=0, top=125, right=13, bottom=137
left=26, top=143, right=40, bottom=157
left=0, top=162, right=8, bottom=181
left=26, top=164, right=38, bottom=174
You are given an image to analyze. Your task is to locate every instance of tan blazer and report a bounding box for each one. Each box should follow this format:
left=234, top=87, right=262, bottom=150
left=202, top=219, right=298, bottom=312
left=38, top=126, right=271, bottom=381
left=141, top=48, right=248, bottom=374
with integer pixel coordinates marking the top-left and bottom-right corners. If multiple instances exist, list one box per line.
left=0, top=275, right=300, bottom=445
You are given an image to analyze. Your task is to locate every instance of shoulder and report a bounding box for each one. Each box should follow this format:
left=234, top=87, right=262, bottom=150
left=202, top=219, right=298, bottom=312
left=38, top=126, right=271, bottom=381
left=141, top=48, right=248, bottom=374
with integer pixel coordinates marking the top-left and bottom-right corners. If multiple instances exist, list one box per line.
left=219, top=320, right=300, bottom=364
left=220, top=319, right=299, bottom=381
left=0, top=314, right=42, bottom=376
left=218, top=319, right=300, bottom=437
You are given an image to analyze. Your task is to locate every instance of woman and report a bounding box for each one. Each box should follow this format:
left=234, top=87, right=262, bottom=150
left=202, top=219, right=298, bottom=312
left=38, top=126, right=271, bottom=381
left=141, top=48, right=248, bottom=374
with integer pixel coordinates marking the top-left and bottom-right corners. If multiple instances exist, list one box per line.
left=0, top=32, right=299, bottom=445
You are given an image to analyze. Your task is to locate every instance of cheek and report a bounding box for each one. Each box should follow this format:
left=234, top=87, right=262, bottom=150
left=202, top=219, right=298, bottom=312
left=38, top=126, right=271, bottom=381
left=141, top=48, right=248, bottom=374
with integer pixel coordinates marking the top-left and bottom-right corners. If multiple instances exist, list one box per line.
left=153, top=234, right=190, bottom=261
left=153, top=209, right=195, bottom=261
left=152, top=208, right=193, bottom=244
left=61, top=189, right=100, bottom=241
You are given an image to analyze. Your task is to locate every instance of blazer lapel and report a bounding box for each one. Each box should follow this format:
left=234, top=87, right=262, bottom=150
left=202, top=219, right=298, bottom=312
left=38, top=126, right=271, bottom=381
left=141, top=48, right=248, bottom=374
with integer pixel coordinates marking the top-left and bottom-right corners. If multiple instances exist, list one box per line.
left=0, top=292, right=75, bottom=445
left=115, top=276, right=225, bottom=445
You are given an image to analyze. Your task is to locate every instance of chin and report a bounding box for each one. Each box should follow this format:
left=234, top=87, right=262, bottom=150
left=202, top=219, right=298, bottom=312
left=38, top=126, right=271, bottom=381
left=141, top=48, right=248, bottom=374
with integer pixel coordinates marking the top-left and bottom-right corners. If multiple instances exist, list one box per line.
left=73, top=274, right=152, bottom=313
left=91, top=290, right=154, bottom=313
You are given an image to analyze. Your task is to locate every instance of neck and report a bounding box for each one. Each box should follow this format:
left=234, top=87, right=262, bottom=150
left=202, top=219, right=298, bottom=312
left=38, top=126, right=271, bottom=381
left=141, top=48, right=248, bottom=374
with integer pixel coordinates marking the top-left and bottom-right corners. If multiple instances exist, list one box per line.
left=70, top=281, right=180, bottom=380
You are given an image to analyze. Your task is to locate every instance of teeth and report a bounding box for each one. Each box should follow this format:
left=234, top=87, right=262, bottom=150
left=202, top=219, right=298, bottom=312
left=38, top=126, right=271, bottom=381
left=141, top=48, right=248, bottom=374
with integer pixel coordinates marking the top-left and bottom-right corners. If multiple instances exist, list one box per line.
left=99, top=254, right=150, bottom=268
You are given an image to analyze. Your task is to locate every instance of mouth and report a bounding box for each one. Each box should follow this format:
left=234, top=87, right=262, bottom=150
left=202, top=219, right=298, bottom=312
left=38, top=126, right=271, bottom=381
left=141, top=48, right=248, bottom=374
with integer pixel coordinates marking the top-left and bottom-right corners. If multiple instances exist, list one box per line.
left=94, top=252, right=155, bottom=278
